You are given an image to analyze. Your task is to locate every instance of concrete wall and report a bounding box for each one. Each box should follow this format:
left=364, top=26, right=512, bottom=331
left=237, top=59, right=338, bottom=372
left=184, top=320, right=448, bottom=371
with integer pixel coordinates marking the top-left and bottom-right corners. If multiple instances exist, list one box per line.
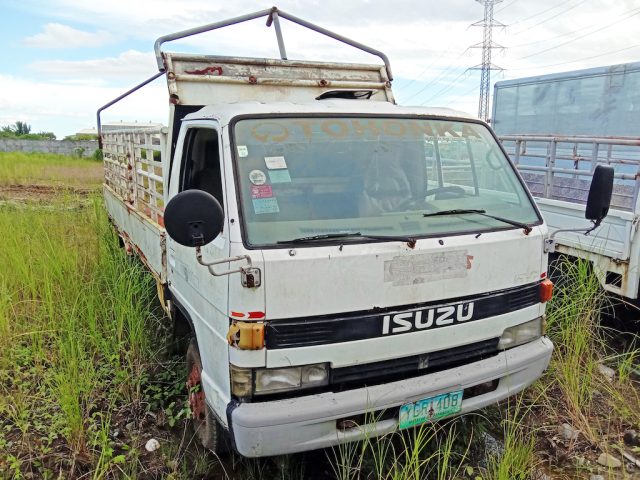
left=0, top=139, right=99, bottom=157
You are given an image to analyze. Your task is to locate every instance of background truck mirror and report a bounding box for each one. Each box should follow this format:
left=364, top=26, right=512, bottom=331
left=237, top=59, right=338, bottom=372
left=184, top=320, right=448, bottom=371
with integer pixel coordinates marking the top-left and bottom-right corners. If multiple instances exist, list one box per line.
left=164, top=190, right=224, bottom=247
left=585, top=165, right=614, bottom=225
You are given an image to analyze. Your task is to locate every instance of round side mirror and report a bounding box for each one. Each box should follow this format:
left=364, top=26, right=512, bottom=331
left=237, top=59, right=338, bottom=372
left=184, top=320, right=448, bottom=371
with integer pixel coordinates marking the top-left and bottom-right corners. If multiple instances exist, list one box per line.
left=164, top=190, right=224, bottom=247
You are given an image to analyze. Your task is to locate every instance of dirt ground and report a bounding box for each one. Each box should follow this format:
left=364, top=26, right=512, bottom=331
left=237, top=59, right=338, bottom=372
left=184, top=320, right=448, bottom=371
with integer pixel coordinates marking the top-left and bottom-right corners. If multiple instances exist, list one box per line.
left=0, top=184, right=96, bottom=202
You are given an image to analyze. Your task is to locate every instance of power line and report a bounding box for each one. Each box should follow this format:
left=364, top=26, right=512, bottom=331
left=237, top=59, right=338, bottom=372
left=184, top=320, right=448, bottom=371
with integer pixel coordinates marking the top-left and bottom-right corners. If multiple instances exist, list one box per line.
left=420, top=70, right=473, bottom=105
left=508, top=0, right=585, bottom=30
left=495, top=0, right=519, bottom=14
left=396, top=46, right=463, bottom=93
left=509, top=1, right=587, bottom=36
left=401, top=62, right=469, bottom=103
left=515, top=8, right=640, bottom=60
left=509, top=4, right=640, bottom=48
left=447, top=83, right=483, bottom=108
left=509, top=43, right=640, bottom=71
left=398, top=49, right=469, bottom=100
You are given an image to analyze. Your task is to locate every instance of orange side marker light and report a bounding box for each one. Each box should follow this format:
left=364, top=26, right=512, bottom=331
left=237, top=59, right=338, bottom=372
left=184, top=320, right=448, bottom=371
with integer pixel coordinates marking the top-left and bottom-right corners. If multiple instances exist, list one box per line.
left=540, top=278, right=554, bottom=303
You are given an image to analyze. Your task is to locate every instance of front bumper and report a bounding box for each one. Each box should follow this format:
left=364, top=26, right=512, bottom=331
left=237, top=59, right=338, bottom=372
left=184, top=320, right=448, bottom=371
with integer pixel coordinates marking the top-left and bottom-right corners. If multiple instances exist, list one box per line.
left=230, top=337, right=553, bottom=457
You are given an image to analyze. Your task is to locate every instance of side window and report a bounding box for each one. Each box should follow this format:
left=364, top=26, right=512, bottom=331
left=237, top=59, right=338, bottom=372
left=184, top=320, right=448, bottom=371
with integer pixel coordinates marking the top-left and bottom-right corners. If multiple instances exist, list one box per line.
left=180, top=128, right=224, bottom=212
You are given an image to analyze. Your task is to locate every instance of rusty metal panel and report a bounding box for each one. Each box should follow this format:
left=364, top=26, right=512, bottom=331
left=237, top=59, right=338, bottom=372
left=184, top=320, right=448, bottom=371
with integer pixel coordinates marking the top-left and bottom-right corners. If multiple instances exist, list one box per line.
left=164, top=53, right=394, bottom=106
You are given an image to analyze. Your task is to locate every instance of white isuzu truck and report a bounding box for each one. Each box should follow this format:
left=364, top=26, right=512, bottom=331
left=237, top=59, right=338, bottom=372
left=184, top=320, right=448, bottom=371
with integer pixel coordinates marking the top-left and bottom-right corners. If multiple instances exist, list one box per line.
left=97, top=8, right=612, bottom=457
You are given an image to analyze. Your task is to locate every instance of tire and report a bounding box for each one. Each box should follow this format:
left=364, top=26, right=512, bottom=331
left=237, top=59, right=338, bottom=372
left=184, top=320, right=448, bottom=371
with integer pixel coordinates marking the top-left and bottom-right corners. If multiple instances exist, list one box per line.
left=186, top=339, right=228, bottom=454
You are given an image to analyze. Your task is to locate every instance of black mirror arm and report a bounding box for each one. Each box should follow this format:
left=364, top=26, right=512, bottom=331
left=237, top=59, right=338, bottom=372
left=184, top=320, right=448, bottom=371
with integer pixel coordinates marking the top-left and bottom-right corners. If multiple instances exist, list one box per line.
left=195, top=246, right=253, bottom=276
left=584, top=218, right=603, bottom=235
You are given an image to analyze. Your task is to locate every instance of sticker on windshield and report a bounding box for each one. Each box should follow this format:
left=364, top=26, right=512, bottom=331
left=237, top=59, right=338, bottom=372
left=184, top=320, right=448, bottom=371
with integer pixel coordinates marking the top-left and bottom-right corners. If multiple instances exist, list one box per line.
left=253, top=197, right=280, bottom=214
left=268, top=169, right=291, bottom=183
left=237, top=145, right=248, bottom=157
left=265, top=156, right=287, bottom=170
left=249, top=169, right=267, bottom=185
left=251, top=185, right=273, bottom=199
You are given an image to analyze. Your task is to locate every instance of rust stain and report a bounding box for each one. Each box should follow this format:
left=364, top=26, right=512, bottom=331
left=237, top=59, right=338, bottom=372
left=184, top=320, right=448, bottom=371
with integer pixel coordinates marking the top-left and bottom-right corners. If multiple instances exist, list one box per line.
left=185, top=66, right=223, bottom=76
left=466, top=255, right=474, bottom=269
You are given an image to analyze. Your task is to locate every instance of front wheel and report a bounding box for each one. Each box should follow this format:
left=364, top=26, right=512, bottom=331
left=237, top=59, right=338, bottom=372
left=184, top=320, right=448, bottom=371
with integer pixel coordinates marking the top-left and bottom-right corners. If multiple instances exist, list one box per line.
left=186, top=339, right=228, bottom=454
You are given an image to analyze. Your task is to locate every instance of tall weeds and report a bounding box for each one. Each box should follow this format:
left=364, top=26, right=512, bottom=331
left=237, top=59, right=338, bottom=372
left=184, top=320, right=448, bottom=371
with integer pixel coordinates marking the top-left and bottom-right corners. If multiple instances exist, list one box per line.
left=545, top=257, right=608, bottom=441
left=0, top=197, right=159, bottom=476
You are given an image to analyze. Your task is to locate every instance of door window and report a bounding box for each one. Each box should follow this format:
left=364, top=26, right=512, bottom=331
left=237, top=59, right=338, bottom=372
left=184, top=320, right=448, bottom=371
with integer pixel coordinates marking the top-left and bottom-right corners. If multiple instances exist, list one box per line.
left=180, top=128, right=224, bottom=212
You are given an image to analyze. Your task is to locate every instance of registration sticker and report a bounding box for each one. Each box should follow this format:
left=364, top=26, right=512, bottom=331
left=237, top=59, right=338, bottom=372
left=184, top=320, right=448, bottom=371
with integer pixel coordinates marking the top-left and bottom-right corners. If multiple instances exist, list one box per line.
left=399, top=390, right=463, bottom=429
left=252, top=197, right=280, bottom=214
left=251, top=185, right=273, bottom=199
left=237, top=145, right=249, bottom=157
left=249, top=169, right=267, bottom=185
left=265, top=156, right=287, bottom=170
left=268, top=169, right=292, bottom=183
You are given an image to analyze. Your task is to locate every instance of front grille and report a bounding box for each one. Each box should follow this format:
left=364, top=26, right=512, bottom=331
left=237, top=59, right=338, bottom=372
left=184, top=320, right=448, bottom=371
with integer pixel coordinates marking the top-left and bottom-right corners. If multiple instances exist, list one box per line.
left=250, top=338, right=501, bottom=402
left=266, top=282, right=540, bottom=349
left=331, top=338, right=500, bottom=389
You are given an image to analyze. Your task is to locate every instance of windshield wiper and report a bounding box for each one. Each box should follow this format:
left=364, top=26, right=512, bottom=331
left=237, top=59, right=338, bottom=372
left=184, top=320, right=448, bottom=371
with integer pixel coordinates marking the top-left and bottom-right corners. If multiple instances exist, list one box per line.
left=277, top=232, right=416, bottom=244
left=422, top=209, right=532, bottom=234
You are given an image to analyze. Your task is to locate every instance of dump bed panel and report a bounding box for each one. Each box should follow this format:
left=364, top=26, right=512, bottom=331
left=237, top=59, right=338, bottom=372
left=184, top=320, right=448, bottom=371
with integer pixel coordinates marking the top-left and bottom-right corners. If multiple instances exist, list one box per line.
left=102, top=128, right=168, bottom=282
left=164, top=53, right=394, bottom=105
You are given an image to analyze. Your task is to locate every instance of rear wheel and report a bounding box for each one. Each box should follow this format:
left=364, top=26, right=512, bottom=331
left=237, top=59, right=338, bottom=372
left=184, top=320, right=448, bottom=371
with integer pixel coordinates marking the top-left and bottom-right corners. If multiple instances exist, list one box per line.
left=186, top=339, right=228, bottom=453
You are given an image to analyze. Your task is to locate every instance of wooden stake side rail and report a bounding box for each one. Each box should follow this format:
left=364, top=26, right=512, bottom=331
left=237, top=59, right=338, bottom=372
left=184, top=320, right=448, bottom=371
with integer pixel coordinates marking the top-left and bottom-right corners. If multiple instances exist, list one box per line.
left=102, top=127, right=168, bottom=227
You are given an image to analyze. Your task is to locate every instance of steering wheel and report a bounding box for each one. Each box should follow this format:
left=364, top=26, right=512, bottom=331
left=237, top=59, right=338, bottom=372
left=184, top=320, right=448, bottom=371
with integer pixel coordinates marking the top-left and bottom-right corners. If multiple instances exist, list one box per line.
left=425, top=186, right=467, bottom=199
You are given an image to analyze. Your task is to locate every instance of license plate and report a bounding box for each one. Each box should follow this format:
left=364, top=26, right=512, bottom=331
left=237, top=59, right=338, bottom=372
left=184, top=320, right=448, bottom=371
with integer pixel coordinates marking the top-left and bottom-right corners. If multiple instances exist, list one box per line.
left=399, top=390, right=463, bottom=429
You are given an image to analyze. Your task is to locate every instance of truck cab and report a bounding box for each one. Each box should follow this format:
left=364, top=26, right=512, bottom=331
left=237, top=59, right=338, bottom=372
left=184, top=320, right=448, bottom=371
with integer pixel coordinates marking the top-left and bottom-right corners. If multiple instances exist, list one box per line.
left=99, top=7, right=557, bottom=457
left=168, top=100, right=554, bottom=456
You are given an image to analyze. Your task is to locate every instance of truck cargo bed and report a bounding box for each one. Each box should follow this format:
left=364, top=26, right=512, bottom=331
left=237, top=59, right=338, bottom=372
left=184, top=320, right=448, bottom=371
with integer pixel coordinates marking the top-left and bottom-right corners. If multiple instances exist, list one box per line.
left=102, top=127, right=168, bottom=283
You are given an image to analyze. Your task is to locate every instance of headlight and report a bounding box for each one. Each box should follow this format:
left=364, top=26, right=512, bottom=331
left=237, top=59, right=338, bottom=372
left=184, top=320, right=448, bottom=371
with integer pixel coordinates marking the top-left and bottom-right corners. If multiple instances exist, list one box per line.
left=498, top=317, right=544, bottom=350
left=231, top=363, right=329, bottom=398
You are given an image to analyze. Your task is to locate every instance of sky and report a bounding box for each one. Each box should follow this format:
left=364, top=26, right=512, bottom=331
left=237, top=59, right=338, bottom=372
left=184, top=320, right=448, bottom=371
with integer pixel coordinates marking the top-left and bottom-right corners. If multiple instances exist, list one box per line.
left=0, top=0, right=638, bottom=138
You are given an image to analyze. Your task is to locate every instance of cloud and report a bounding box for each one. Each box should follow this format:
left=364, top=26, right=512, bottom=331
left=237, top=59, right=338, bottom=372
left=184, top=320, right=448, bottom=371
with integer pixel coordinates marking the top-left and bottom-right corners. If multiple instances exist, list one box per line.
left=23, top=23, right=114, bottom=49
left=29, top=50, right=158, bottom=82
left=9, top=0, right=640, bottom=134
left=0, top=74, right=166, bottom=137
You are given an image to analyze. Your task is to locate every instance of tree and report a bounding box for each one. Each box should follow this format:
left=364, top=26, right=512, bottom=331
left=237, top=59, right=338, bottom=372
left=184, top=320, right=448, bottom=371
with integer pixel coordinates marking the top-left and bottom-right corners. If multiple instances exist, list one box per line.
left=12, top=121, right=31, bottom=135
left=0, top=122, right=56, bottom=140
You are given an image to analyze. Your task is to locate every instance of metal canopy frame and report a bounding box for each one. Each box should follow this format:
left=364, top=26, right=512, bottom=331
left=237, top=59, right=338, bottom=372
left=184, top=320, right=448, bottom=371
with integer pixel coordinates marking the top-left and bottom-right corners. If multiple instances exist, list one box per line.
left=97, top=6, right=393, bottom=147
left=153, top=7, right=393, bottom=80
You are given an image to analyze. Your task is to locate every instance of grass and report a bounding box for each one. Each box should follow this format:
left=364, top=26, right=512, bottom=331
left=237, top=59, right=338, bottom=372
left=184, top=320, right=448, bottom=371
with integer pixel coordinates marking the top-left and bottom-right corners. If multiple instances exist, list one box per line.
left=1, top=152, right=639, bottom=479
left=0, top=151, right=102, bottom=187
left=0, top=153, right=243, bottom=479
left=0, top=196, right=159, bottom=476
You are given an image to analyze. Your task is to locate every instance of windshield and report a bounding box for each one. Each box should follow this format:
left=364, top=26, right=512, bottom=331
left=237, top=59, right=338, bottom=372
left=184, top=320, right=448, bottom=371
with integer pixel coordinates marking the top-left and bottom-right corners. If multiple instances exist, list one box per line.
left=232, top=116, right=540, bottom=247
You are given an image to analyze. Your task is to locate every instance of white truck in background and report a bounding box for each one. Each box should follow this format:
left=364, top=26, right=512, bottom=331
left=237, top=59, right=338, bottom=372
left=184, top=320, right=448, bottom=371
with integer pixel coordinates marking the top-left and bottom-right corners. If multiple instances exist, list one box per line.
left=493, top=64, right=640, bottom=302
left=97, top=7, right=611, bottom=457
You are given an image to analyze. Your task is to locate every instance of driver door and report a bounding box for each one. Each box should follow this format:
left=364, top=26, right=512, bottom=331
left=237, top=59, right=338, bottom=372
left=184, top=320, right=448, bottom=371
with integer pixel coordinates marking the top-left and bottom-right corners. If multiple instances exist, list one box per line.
left=166, top=122, right=232, bottom=418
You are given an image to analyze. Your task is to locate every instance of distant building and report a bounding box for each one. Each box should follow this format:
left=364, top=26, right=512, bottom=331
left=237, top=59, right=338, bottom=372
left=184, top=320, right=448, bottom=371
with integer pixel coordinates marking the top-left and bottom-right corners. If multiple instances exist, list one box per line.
left=103, top=121, right=162, bottom=132
left=75, top=121, right=162, bottom=137
left=75, top=127, right=98, bottom=136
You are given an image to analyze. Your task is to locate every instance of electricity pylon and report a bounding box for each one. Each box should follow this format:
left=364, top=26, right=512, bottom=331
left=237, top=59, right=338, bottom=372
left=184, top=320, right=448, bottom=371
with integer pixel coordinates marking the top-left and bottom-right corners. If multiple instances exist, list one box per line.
left=470, top=0, right=504, bottom=121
